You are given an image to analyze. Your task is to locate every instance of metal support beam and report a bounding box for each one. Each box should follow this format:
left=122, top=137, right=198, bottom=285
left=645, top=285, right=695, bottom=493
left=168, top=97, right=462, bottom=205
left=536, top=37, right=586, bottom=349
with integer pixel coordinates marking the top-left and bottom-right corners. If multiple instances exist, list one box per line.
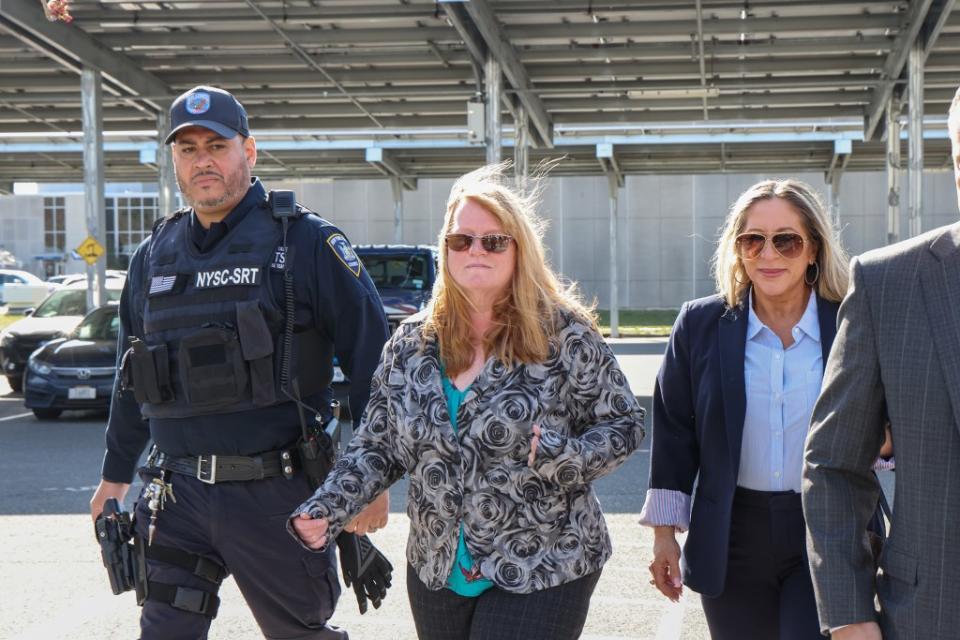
left=157, top=111, right=177, bottom=218
left=597, top=143, right=622, bottom=338
left=694, top=0, right=710, bottom=120
left=441, top=2, right=487, bottom=67
left=365, top=147, right=417, bottom=192
left=484, top=55, right=502, bottom=164
left=908, top=39, right=925, bottom=237
left=81, top=68, right=106, bottom=309
left=390, top=177, right=404, bottom=244
left=241, top=0, right=384, bottom=129
left=886, top=96, right=902, bottom=244
left=461, top=0, right=554, bottom=148
left=825, top=139, right=852, bottom=186
left=828, top=171, right=842, bottom=226
left=514, top=104, right=529, bottom=188
left=863, top=0, right=954, bottom=140
left=0, top=0, right=166, bottom=110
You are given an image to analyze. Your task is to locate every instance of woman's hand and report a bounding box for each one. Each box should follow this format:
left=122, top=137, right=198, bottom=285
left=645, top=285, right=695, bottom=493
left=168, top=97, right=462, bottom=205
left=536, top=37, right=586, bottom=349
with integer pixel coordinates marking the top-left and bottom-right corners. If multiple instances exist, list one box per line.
left=649, top=526, right=683, bottom=602
left=345, top=491, right=389, bottom=536
left=528, top=424, right=541, bottom=466
left=292, top=513, right=330, bottom=550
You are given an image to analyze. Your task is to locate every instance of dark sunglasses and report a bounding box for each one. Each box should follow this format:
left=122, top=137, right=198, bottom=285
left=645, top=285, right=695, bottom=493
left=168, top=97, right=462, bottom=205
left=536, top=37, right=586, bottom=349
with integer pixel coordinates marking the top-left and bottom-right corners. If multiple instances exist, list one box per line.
left=445, top=233, right=514, bottom=253
left=734, top=232, right=806, bottom=260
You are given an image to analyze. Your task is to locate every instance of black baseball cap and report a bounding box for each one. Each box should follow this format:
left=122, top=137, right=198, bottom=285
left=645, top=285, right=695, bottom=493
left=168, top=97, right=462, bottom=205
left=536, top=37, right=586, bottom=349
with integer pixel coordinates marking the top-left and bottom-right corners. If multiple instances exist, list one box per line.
left=164, top=86, right=250, bottom=144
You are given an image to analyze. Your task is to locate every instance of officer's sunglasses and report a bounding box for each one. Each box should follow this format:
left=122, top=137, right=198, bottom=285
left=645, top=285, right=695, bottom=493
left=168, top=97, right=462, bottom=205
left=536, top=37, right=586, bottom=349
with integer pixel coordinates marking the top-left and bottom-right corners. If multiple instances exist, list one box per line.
left=445, top=233, right=514, bottom=254
left=734, top=232, right=806, bottom=260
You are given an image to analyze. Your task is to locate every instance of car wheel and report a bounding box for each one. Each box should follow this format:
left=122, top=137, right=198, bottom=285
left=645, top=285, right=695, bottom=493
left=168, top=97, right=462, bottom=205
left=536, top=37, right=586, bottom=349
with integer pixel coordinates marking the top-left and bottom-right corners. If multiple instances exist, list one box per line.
left=32, top=408, right=62, bottom=420
left=6, top=375, right=22, bottom=393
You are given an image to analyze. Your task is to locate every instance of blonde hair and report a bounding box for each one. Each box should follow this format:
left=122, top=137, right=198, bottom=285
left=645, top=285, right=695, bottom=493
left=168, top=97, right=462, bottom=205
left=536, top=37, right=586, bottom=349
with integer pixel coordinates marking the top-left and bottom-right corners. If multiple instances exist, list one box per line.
left=949, top=85, right=960, bottom=137
left=712, top=179, right=849, bottom=308
left=423, top=161, right=596, bottom=376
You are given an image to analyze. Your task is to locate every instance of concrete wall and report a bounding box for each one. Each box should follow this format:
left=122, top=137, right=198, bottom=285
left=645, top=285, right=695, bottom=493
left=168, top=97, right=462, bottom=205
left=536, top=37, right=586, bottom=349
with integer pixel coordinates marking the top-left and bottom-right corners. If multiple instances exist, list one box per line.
left=3, top=170, right=958, bottom=307
left=0, top=195, right=44, bottom=272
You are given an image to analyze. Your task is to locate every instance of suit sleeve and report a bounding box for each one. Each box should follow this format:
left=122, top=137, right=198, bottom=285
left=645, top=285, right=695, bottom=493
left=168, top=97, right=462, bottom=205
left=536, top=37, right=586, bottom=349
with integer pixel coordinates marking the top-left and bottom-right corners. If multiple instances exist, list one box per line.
left=802, top=257, right=887, bottom=633
left=101, top=241, right=151, bottom=483
left=638, top=302, right=698, bottom=531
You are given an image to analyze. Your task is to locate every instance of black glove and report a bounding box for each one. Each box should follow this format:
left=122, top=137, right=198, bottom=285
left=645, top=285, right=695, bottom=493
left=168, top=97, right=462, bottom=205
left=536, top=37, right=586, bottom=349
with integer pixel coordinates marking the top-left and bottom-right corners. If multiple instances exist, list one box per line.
left=335, top=531, right=393, bottom=614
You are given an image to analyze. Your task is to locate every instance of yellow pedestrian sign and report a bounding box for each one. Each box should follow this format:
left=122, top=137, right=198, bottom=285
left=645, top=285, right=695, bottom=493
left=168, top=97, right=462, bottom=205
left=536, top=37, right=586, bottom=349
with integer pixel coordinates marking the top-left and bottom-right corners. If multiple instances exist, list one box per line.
left=75, top=236, right=105, bottom=265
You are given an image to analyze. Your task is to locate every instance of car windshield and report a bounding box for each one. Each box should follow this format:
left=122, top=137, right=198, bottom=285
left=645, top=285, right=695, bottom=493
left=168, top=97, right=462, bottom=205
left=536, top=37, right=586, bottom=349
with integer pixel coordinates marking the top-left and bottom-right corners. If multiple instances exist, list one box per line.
left=360, top=254, right=428, bottom=291
left=33, top=288, right=121, bottom=318
left=73, top=307, right=120, bottom=341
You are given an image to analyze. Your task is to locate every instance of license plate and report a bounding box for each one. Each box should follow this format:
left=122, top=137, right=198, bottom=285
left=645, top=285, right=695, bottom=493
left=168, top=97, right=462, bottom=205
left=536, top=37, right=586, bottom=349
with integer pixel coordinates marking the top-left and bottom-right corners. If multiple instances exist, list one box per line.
left=68, top=386, right=96, bottom=400
left=332, top=366, right=345, bottom=383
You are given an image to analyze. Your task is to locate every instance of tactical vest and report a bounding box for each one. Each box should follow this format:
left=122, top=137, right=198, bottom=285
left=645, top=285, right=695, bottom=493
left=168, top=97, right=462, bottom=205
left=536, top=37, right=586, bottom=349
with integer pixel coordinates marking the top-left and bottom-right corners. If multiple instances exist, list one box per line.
left=121, top=198, right=327, bottom=419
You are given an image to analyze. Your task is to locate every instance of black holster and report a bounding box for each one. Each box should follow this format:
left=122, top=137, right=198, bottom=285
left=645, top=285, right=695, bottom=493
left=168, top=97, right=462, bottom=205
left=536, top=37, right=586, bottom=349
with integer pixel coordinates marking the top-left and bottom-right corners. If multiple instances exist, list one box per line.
left=297, top=412, right=340, bottom=490
left=94, top=498, right=146, bottom=603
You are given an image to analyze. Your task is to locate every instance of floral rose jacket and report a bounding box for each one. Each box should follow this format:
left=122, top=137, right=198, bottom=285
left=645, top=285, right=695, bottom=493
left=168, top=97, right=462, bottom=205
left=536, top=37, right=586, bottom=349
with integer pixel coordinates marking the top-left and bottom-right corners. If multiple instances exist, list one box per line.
left=292, top=309, right=645, bottom=593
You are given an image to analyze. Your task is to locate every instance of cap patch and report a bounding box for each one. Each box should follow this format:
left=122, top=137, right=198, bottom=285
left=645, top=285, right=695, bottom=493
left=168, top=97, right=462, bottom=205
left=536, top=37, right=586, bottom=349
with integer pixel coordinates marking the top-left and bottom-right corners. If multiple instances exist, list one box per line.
left=327, top=233, right=360, bottom=277
left=185, top=92, right=211, bottom=115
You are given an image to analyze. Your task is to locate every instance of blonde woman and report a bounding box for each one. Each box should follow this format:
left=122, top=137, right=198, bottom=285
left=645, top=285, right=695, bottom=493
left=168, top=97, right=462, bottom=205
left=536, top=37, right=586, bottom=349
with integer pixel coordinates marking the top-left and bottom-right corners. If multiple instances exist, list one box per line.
left=640, top=179, right=850, bottom=639
left=290, top=163, right=645, bottom=640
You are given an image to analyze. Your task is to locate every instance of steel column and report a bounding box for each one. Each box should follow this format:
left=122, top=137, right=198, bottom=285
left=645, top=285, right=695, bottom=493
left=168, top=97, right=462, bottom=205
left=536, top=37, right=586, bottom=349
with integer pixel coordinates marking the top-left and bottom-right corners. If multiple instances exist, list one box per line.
left=390, top=176, right=404, bottom=243
left=81, top=67, right=106, bottom=309
left=829, top=172, right=841, bottom=224
left=484, top=55, right=502, bottom=164
left=156, top=110, right=176, bottom=217
left=908, top=40, right=924, bottom=237
left=514, top=104, right=529, bottom=187
left=886, top=96, right=902, bottom=244
left=607, top=173, right=619, bottom=339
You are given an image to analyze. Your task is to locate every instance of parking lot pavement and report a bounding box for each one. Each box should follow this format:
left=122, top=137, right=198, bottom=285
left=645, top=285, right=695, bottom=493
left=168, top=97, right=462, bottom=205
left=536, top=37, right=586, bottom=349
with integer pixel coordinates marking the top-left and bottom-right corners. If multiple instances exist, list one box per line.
left=2, top=512, right=709, bottom=640
left=1, top=333, right=898, bottom=639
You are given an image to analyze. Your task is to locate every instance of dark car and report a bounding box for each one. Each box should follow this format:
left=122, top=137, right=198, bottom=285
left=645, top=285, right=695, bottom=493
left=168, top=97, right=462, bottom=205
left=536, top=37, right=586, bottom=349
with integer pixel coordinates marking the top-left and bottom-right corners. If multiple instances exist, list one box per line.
left=0, top=279, right=123, bottom=392
left=23, top=303, right=120, bottom=419
left=332, top=244, right=438, bottom=419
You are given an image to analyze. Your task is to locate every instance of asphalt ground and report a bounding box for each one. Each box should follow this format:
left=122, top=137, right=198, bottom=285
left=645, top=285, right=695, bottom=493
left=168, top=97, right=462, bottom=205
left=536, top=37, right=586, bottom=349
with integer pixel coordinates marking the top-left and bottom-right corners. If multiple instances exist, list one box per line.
left=0, top=338, right=893, bottom=639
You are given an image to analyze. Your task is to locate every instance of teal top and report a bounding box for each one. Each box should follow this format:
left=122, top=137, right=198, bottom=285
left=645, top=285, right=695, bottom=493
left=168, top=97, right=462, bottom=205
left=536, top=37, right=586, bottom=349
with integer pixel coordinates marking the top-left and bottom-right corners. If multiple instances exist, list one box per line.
left=441, top=369, right=495, bottom=597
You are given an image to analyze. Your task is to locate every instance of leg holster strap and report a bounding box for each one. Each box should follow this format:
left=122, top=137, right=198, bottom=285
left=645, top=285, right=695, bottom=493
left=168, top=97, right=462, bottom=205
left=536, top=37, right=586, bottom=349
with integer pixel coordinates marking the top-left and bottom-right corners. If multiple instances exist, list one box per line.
left=146, top=581, right=221, bottom=619
left=144, top=542, right=227, bottom=585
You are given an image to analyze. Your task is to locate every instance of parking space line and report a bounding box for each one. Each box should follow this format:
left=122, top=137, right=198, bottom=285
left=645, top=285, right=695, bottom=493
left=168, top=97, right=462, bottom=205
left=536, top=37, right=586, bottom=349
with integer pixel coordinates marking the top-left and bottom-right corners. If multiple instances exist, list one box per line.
left=0, top=412, right=31, bottom=422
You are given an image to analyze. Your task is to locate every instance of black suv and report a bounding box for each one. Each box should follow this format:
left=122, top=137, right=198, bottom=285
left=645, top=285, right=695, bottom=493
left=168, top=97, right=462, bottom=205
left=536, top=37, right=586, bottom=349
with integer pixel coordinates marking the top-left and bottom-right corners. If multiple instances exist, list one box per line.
left=333, top=244, right=438, bottom=418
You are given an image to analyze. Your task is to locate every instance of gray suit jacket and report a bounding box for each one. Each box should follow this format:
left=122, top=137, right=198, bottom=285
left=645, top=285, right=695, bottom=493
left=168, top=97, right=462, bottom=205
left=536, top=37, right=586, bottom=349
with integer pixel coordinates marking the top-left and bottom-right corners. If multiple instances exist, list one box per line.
left=803, top=222, right=960, bottom=638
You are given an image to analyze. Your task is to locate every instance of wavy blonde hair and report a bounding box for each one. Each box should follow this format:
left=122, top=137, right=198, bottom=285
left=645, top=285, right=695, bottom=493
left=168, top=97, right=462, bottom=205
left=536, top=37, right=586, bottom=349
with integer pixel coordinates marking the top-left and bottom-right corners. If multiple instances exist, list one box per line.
left=713, top=179, right=849, bottom=308
left=423, top=161, right=596, bottom=376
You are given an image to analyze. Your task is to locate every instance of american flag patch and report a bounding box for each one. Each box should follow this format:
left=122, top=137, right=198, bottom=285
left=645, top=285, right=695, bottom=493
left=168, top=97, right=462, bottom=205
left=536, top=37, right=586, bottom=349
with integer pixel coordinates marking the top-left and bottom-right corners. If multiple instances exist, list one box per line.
left=149, top=274, right=178, bottom=295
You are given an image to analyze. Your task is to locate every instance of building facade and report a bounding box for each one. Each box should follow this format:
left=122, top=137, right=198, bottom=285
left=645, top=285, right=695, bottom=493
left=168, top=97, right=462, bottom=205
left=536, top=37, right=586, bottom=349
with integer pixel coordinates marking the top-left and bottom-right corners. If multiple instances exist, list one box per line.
left=1, top=170, right=956, bottom=309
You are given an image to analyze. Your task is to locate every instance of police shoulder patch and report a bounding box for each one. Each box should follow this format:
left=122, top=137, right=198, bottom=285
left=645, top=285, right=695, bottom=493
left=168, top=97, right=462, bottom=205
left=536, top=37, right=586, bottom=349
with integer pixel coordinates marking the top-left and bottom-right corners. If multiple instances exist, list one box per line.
left=326, top=233, right=360, bottom=277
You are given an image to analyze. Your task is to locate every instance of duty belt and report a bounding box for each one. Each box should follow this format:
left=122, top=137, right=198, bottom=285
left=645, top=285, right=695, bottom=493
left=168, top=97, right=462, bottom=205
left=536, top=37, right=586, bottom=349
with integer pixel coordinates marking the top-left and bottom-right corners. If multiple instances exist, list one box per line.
left=152, top=448, right=299, bottom=484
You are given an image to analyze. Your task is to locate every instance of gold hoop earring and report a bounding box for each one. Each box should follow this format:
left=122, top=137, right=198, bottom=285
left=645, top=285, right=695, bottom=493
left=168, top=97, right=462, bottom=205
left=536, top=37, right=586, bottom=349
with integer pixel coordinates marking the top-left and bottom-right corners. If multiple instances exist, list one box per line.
left=804, top=262, right=820, bottom=286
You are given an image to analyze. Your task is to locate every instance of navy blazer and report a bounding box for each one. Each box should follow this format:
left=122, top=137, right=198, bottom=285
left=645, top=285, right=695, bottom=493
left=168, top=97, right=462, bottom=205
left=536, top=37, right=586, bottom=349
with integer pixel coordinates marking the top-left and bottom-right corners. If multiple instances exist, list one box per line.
left=649, top=292, right=839, bottom=597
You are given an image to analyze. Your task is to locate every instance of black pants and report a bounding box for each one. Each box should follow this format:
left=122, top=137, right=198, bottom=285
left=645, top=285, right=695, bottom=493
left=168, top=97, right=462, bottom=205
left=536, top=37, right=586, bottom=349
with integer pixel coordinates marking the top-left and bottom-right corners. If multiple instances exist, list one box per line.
left=406, top=563, right=601, bottom=640
left=134, top=467, right=345, bottom=640
left=700, top=487, right=822, bottom=640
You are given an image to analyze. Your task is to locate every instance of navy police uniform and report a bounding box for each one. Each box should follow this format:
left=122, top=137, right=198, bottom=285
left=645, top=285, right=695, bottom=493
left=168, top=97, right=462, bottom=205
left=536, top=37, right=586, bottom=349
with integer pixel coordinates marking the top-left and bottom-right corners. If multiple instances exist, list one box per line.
left=102, top=176, right=389, bottom=639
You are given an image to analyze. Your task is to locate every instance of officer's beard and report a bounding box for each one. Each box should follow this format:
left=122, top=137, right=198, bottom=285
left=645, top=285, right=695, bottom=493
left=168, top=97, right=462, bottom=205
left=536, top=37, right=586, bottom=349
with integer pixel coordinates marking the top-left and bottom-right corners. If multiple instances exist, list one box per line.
left=179, top=164, right=250, bottom=213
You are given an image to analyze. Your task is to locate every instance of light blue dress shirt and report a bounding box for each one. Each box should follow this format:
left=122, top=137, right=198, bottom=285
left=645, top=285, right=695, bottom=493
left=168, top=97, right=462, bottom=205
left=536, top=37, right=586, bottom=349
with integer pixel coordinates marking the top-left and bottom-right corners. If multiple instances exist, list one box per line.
left=738, top=290, right=823, bottom=492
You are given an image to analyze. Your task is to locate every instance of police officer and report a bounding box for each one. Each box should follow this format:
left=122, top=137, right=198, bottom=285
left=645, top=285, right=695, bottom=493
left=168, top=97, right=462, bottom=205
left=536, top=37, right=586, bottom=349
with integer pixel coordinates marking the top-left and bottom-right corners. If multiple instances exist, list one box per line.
left=89, top=86, right=392, bottom=639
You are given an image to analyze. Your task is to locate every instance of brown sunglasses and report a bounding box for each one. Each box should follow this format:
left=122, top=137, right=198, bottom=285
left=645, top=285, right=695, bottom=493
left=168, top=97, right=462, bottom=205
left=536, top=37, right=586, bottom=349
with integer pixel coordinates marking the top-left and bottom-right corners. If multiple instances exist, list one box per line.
left=445, top=233, right=514, bottom=253
left=735, top=232, right=806, bottom=260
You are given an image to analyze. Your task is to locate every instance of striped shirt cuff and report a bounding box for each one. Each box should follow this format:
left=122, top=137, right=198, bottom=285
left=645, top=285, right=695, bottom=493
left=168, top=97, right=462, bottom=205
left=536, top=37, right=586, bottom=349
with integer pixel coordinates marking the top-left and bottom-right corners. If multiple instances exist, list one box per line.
left=638, top=488, right=691, bottom=532
left=872, top=456, right=895, bottom=471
